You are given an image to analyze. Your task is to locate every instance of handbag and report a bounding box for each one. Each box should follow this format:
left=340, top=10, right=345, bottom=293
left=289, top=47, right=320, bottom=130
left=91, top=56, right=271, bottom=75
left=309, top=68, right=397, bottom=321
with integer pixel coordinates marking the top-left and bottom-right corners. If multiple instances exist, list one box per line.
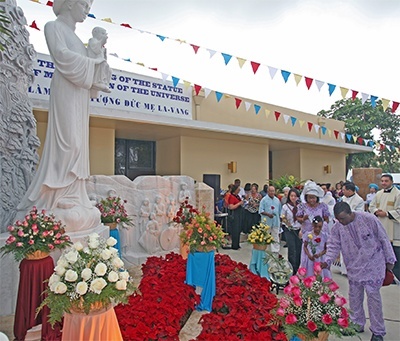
left=382, top=269, right=394, bottom=286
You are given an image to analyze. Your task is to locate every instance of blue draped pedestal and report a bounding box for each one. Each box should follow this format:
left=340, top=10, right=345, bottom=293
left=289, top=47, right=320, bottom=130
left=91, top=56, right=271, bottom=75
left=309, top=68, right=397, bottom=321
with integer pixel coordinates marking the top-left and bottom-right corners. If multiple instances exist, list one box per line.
left=186, top=250, right=216, bottom=312
left=249, top=248, right=270, bottom=280
left=110, top=228, right=121, bottom=257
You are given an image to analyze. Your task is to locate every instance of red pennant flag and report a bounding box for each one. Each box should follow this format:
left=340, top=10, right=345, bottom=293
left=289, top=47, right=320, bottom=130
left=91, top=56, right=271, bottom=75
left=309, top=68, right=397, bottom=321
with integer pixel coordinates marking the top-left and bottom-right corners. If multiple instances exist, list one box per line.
left=191, top=44, right=200, bottom=54
left=274, top=111, right=281, bottom=121
left=235, top=98, right=242, bottom=109
left=149, top=67, right=158, bottom=71
left=194, top=84, right=202, bottom=96
left=351, top=90, right=358, bottom=100
left=392, top=101, right=399, bottom=113
left=120, top=23, right=132, bottom=28
left=334, top=130, right=339, bottom=139
left=46, top=1, right=53, bottom=6
left=29, top=21, right=40, bottom=31
left=305, top=77, right=313, bottom=90
left=357, top=137, right=364, bottom=145
left=380, top=143, right=385, bottom=151
left=250, top=61, right=260, bottom=74
left=307, top=122, right=313, bottom=132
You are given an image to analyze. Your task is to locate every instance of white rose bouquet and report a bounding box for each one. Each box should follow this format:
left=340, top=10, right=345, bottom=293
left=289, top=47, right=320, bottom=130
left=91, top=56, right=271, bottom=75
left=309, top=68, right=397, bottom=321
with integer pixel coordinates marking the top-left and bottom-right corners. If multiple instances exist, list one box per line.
left=38, top=233, right=135, bottom=325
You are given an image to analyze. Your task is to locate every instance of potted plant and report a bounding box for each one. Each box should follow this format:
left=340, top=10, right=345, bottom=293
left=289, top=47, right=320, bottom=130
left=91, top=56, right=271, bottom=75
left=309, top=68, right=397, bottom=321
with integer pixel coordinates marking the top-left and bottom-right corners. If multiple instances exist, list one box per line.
left=38, top=233, right=135, bottom=325
left=95, top=196, right=132, bottom=229
left=247, top=222, right=274, bottom=250
left=273, top=262, right=357, bottom=341
left=0, top=206, right=72, bottom=261
left=269, top=174, right=305, bottom=195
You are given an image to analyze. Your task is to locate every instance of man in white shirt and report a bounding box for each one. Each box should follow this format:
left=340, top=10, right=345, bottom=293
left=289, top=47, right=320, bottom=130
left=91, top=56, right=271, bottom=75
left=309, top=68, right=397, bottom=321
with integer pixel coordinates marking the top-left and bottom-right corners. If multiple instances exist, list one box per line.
left=342, top=181, right=365, bottom=212
left=234, top=178, right=246, bottom=199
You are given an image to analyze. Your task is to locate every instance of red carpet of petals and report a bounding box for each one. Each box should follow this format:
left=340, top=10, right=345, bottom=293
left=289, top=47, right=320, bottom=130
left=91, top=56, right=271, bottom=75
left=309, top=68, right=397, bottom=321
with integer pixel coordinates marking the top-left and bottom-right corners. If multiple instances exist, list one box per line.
left=115, top=252, right=286, bottom=341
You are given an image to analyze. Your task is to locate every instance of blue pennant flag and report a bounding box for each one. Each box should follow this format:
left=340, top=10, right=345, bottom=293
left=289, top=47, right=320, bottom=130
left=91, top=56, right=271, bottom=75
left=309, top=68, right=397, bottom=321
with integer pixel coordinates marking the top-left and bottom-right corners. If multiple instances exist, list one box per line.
left=156, top=35, right=166, bottom=41
left=215, top=91, right=223, bottom=102
left=346, top=133, right=352, bottom=142
left=321, top=126, right=327, bottom=135
left=370, top=95, right=378, bottom=108
left=221, top=53, right=232, bottom=65
left=123, top=58, right=131, bottom=62
left=328, top=83, right=336, bottom=96
left=281, top=70, right=291, bottom=83
left=88, top=13, right=96, bottom=19
left=368, top=140, right=374, bottom=147
left=171, top=76, right=179, bottom=87
left=254, top=104, right=261, bottom=114
left=290, top=116, right=297, bottom=126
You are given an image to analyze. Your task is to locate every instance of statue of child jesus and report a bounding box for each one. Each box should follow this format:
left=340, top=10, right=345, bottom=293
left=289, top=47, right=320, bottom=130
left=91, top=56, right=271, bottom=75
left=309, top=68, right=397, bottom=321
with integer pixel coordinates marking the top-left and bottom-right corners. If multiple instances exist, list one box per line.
left=87, top=26, right=111, bottom=93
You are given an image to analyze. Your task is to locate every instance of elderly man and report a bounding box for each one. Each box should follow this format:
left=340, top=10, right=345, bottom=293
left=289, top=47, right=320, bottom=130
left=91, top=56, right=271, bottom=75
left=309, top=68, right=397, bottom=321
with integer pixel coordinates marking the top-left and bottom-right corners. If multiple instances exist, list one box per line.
left=321, top=202, right=396, bottom=341
left=369, top=174, right=400, bottom=280
left=259, top=185, right=281, bottom=253
left=342, top=181, right=365, bottom=212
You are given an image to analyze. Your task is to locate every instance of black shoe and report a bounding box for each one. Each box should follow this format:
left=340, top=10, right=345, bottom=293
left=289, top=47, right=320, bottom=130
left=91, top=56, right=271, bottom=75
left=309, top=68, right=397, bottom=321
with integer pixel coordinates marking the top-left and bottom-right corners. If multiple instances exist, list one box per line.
left=371, top=334, right=384, bottom=341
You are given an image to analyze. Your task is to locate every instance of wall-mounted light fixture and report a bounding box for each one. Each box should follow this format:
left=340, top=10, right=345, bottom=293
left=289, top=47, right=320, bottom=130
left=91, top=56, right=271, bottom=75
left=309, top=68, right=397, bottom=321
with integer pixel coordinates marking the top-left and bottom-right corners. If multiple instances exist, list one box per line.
left=228, top=161, right=237, bottom=173
left=323, top=165, right=332, bottom=174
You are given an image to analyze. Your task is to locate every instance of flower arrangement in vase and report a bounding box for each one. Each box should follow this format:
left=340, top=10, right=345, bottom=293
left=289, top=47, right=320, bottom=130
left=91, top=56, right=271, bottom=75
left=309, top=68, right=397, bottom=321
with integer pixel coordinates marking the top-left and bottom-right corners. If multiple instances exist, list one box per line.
left=247, top=222, right=274, bottom=250
left=0, top=206, right=72, bottom=261
left=95, top=196, right=132, bottom=228
left=177, top=201, right=226, bottom=253
left=38, top=233, right=135, bottom=325
left=273, top=262, right=357, bottom=340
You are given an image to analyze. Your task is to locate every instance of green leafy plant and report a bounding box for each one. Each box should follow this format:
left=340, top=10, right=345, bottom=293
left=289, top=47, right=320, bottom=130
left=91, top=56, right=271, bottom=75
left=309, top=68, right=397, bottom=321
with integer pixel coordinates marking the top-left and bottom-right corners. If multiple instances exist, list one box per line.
left=269, top=174, right=305, bottom=194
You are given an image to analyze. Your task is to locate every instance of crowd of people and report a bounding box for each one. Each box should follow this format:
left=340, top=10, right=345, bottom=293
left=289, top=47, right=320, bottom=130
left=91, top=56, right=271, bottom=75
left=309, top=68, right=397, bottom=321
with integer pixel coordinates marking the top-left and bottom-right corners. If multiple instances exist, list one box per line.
left=215, top=175, right=399, bottom=341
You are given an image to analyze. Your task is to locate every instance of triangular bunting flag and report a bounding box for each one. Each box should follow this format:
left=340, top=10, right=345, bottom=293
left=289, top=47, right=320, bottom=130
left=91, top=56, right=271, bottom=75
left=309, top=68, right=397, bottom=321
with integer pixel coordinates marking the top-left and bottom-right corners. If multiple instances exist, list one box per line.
left=109, top=53, right=118, bottom=58
left=149, top=67, right=157, bottom=71
left=293, top=73, right=302, bottom=86
left=370, top=95, right=378, bottom=108
left=351, top=90, right=358, bottom=100
left=120, top=23, right=132, bottom=28
left=215, top=91, right=223, bottom=102
left=123, top=58, right=132, bottom=62
left=314, top=125, right=320, bottom=133
left=221, top=53, right=232, bottom=65
left=340, top=87, right=349, bottom=99
left=46, top=1, right=54, bottom=6
left=281, top=70, right=291, bottom=83
left=237, top=57, right=246, bottom=68
left=382, top=98, right=390, bottom=111
left=315, top=80, right=324, bottom=92
left=235, top=98, right=242, bottom=109
left=88, top=13, right=96, bottom=18
left=386, top=145, right=392, bottom=152
left=101, top=18, right=113, bottom=23
left=244, top=102, right=251, bottom=111
left=274, top=111, right=281, bottom=121
left=321, top=126, right=327, bottom=135
left=328, top=129, right=332, bottom=137
left=190, top=44, right=200, bottom=54
left=171, top=76, right=180, bottom=87
left=305, top=77, right=313, bottom=90
left=183, top=81, right=191, bottom=89
left=268, top=66, right=278, bottom=79
left=254, top=104, right=261, bottom=114
left=283, top=114, right=290, bottom=124
left=357, top=137, right=364, bottom=145
left=340, top=132, right=345, bottom=140
left=334, top=130, right=339, bottom=139
left=208, top=49, right=217, bottom=58
left=307, top=122, right=313, bottom=132
left=29, top=21, right=40, bottom=30
left=364, top=139, right=369, bottom=146
left=265, top=109, right=271, bottom=118
left=368, top=140, right=375, bottom=147
left=250, top=61, right=261, bottom=74
left=299, top=120, right=305, bottom=128
left=156, top=34, right=166, bottom=41
left=346, top=134, right=352, bottom=142
left=361, top=93, right=369, bottom=104
left=328, top=83, right=336, bottom=96
left=194, top=84, right=202, bottom=96
left=175, top=39, right=186, bottom=44
left=290, top=117, right=297, bottom=127
left=204, top=88, right=212, bottom=98
left=392, top=101, right=399, bottom=113
left=161, top=73, right=168, bottom=82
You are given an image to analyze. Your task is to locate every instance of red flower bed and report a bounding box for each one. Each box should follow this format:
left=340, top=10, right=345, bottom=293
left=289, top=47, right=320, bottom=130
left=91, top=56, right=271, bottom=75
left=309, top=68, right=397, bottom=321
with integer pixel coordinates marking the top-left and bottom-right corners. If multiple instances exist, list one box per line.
left=196, top=254, right=287, bottom=341
left=115, top=253, right=200, bottom=340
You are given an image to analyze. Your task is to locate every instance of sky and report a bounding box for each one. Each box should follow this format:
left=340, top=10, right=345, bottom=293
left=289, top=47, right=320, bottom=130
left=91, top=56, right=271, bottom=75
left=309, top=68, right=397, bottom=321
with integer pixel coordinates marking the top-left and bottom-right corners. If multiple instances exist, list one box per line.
left=18, top=0, right=400, bottom=115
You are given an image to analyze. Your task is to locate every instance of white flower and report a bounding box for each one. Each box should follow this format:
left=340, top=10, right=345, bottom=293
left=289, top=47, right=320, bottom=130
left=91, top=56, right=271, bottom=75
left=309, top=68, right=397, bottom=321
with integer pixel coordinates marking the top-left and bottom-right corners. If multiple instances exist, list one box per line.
left=54, top=282, right=67, bottom=294
left=54, top=265, right=66, bottom=276
left=73, top=241, right=84, bottom=251
left=49, top=274, right=61, bottom=286
left=119, top=271, right=130, bottom=281
left=81, top=268, right=92, bottom=281
left=65, top=269, right=78, bottom=282
left=115, top=279, right=127, bottom=291
left=101, top=249, right=112, bottom=260
left=109, top=247, right=118, bottom=255
left=76, top=281, right=88, bottom=295
left=90, top=278, right=107, bottom=294
left=107, top=271, right=119, bottom=282
left=64, top=250, right=78, bottom=264
left=56, top=256, right=69, bottom=268
left=94, top=262, right=107, bottom=276
left=83, top=247, right=90, bottom=254
left=88, top=239, right=99, bottom=249
left=106, top=237, right=117, bottom=247
left=112, top=257, right=124, bottom=269
left=89, top=233, right=100, bottom=241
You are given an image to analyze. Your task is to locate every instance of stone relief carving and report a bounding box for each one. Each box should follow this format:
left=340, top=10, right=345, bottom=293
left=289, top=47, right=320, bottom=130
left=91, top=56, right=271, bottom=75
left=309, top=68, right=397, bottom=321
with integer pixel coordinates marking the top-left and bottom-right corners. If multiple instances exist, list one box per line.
left=0, top=0, right=40, bottom=233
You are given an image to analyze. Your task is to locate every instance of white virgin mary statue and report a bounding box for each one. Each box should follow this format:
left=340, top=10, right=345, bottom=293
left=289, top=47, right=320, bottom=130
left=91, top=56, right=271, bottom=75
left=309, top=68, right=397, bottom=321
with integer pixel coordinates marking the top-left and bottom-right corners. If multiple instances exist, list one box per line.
left=17, top=0, right=107, bottom=231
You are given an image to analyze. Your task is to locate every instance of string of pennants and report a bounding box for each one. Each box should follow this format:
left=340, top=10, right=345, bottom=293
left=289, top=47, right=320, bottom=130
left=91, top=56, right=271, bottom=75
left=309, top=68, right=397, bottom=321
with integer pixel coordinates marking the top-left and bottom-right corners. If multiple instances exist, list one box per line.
left=26, top=1, right=399, bottom=154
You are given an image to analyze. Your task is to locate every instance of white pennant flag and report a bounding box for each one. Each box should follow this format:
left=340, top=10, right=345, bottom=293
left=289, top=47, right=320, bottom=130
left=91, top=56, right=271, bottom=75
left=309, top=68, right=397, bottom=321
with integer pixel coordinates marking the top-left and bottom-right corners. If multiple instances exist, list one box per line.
left=314, top=125, right=320, bottom=133
left=364, top=139, right=369, bottom=146
left=283, top=114, right=290, bottom=124
left=207, top=49, right=217, bottom=58
left=315, top=80, right=324, bottom=92
left=204, top=88, right=212, bottom=98
left=361, top=93, right=369, bottom=104
left=161, top=73, right=169, bottom=83
left=268, top=66, right=278, bottom=79
left=245, top=101, right=251, bottom=111
left=340, top=132, right=345, bottom=140
left=109, top=52, right=119, bottom=58
left=386, top=145, right=391, bottom=152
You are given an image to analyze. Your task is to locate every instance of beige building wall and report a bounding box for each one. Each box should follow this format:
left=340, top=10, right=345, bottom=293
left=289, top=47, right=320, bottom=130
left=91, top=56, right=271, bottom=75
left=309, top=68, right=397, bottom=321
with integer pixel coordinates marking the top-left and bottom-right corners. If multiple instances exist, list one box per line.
left=272, top=149, right=301, bottom=179
left=156, top=136, right=181, bottom=175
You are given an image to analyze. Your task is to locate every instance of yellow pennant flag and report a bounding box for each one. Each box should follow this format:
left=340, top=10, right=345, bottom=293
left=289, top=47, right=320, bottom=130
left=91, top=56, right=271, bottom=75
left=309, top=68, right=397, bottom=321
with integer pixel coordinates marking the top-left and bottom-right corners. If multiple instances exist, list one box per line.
left=328, top=129, right=332, bottom=137
left=175, top=39, right=186, bottom=44
left=352, top=135, right=358, bottom=143
left=381, top=98, right=390, bottom=111
left=224, top=94, right=231, bottom=99
left=30, top=0, right=40, bottom=3
left=136, top=62, right=145, bottom=67
left=299, top=120, right=305, bottom=128
left=340, top=87, right=349, bottom=99
left=294, top=74, right=302, bottom=86
left=237, top=57, right=246, bottom=68
left=265, top=109, right=271, bottom=118
left=101, top=18, right=113, bottom=23
left=183, top=80, right=191, bottom=89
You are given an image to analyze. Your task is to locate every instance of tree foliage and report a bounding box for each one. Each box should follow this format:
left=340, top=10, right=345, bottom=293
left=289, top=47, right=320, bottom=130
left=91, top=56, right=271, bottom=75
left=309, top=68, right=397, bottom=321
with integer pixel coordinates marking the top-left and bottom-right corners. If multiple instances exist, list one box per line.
left=318, top=98, right=400, bottom=173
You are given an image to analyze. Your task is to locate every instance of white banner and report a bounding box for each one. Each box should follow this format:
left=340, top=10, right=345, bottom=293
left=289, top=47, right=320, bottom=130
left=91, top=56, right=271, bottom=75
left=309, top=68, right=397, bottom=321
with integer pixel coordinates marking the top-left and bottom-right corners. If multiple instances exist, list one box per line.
left=28, top=53, right=193, bottom=119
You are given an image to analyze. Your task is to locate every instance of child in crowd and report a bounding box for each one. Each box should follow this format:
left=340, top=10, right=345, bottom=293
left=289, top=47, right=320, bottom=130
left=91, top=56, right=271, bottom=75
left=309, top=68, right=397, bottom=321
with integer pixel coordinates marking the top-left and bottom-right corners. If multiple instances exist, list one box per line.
left=301, top=216, right=331, bottom=278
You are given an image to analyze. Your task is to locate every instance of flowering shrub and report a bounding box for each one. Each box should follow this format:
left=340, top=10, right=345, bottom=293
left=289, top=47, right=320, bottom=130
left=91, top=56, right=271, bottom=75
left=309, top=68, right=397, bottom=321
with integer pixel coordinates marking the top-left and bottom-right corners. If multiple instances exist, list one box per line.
left=0, top=206, right=71, bottom=261
left=179, top=207, right=226, bottom=253
left=39, top=233, right=135, bottom=325
left=247, top=222, right=274, bottom=245
left=274, top=262, right=357, bottom=340
left=95, top=196, right=132, bottom=226
left=269, top=174, right=305, bottom=194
